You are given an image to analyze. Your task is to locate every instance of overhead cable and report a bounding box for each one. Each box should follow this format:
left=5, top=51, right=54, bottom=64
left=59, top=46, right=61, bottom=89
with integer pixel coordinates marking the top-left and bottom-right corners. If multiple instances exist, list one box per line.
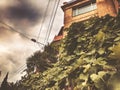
left=44, top=0, right=57, bottom=44
left=37, top=0, right=51, bottom=41
left=0, top=21, right=30, bottom=39
left=0, top=21, right=45, bottom=46
left=44, top=0, right=61, bottom=44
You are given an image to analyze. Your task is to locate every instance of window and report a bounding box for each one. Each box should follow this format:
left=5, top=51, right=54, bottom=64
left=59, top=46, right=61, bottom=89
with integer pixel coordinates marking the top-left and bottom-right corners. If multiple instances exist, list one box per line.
left=73, top=3, right=97, bottom=16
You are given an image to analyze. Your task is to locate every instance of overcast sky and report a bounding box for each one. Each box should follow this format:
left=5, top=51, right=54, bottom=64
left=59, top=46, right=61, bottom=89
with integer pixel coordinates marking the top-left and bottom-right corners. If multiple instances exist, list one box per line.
left=0, top=0, right=71, bottom=82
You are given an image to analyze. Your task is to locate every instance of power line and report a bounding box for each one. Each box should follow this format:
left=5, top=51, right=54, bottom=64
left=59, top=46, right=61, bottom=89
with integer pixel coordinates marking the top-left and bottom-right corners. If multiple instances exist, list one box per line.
left=0, top=21, right=30, bottom=40
left=31, top=38, right=44, bottom=46
left=37, top=0, right=51, bottom=41
left=0, top=21, right=45, bottom=46
left=44, top=0, right=60, bottom=44
left=44, top=0, right=57, bottom=44
left=15, top=64, right=26, bottom=74
left=12, top=64, right=26, bottom=75
left=8, top=64, right=26, bottom=80
left=1, top=0, right=61, bottom=80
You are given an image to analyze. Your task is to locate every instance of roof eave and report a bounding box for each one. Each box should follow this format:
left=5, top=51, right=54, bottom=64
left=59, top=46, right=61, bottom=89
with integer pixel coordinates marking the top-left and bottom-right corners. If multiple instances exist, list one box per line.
left=61, top=0, right=83, bottom=11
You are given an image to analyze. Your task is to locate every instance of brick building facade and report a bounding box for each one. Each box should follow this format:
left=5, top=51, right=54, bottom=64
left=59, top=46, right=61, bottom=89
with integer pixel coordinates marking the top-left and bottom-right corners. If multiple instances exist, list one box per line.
left=62, top=0, right=119, bottom=28
left=53, top=0, right=119, bottom=42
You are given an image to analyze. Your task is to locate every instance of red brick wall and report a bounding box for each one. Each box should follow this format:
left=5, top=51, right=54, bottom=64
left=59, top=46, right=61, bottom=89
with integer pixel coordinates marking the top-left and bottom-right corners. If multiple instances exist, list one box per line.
left=62, top=0, right=119, bottom=28
left=96, top=0, right=118, bottom=17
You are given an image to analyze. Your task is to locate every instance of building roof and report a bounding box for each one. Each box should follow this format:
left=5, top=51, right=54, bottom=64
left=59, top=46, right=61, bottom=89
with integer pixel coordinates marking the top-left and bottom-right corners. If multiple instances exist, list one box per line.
left=67, top=0, right=77, bottom=4
left=62, top=0, right=96, bottom=10
left=53, top=26, right=63, bottom=42
left=53, top=35, right=63, bottom=42
left=62, top=0, right=82, bottom=9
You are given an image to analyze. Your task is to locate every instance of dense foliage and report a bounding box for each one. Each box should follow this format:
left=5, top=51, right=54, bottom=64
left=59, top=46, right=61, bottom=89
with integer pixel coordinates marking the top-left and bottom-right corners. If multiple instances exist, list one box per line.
left=0, top=73, right=14, bottom=90
left=18, top=12, right=120, bottom=90
left=0, top=44, right=59, bottom=90
left=11, top=13, right=120, bottom=90
left=26, top=44, right=58, bottom=73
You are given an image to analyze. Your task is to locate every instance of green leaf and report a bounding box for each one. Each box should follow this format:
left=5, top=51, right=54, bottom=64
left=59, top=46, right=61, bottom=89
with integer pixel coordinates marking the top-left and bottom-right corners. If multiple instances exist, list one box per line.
left=86, top=49, right=96, bottom=55
left=90, top=74, right=99, bottom=82
left=98, top=48, right=105, bottom=55
left=83, top=64, right=91, bottom=73
left=114, top=37, right=120, bottom=41
left=95, top=30, right=105, bottom=42
left=94, top=58, right=107, bottom=66
left=79, top=74, right=89, bottom=81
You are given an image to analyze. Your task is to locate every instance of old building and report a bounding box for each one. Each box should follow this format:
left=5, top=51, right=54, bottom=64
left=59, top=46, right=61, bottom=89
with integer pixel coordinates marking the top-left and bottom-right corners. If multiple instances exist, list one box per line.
left=53, top=0, right=119, bottom=42
left=62, top=0, right=119, bottom=28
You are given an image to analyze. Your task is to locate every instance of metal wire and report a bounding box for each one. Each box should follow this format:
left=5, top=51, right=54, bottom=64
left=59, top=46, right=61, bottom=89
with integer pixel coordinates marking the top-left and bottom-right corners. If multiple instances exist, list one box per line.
left=44, top=0, right=60, bottom=44
left=37, top=0, right=51, bottom=41
left=0, top=21, right=45, bottom=46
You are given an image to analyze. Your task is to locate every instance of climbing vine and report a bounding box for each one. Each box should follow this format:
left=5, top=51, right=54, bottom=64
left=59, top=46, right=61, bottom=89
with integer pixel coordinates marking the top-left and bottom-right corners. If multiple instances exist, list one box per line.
left=17, top=13, right=120, bottom=90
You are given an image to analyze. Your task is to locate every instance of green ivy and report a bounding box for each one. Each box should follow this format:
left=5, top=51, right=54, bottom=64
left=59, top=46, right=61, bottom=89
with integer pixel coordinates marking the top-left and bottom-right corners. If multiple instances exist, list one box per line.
left=17, top=12, right=120, bottom=90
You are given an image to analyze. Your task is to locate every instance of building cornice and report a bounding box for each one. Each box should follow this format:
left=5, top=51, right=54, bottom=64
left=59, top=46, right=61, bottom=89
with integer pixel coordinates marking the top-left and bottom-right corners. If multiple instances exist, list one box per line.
left=61, top=0, right=95, bottom=11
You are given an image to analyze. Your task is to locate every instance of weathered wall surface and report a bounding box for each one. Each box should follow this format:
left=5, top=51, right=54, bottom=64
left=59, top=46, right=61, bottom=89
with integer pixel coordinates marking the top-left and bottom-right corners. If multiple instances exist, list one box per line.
left=63, top=0, right=119, bottom=28
left=96, top=0, right=119, bottom=17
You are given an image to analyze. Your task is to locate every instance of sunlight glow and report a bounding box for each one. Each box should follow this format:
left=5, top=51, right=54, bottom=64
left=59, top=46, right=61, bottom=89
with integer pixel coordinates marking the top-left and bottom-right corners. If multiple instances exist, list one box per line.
left=0, top=0, right=7, bottom=7
left=0, top=45, right=8, bottom=53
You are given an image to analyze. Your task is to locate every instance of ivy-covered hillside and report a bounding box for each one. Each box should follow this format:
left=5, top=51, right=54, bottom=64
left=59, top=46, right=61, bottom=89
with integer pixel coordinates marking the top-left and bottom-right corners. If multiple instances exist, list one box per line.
left=16, top=13, right=120, bottom=90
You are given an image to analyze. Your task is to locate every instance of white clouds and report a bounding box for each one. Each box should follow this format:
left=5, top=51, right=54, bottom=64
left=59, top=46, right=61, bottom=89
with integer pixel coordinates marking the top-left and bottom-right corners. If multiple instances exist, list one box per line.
left=0, top=0, right=7, bottom=6
left=0, top=45, right=8, bottom=53
left=0, top=0, right=70, bottom=82
left=0, top=0, right=17, bottom=8
left=0, top=0, right=10, bottom=7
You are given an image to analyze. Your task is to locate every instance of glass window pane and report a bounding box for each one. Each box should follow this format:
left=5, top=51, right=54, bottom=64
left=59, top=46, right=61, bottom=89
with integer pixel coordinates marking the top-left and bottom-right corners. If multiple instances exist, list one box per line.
left=73, top=3, right=97, bottom=16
